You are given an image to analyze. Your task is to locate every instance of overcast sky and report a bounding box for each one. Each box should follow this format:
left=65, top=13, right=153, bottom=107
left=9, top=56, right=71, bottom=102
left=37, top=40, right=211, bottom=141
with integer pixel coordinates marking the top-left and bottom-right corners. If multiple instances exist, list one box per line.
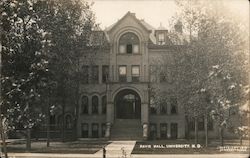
left=88, top=0, right=249, bottom=30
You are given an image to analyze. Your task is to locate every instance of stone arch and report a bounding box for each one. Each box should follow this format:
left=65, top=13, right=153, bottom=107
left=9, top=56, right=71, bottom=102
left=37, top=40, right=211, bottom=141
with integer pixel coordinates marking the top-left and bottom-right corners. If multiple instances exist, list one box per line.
left=114, top=88, right=142, bottom=119
left=113, top=27, right=145, bottom=54
left=114, top=27, right=145, bottom=43
left=112, top=86, right=143, bottom=102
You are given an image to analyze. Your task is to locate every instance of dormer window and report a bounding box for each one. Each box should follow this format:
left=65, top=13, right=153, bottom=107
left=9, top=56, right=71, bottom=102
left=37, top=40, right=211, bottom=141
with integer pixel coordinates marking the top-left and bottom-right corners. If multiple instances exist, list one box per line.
left=119, top=32, right=139, bottom=54
left=158, top=33, right=165, bottom=45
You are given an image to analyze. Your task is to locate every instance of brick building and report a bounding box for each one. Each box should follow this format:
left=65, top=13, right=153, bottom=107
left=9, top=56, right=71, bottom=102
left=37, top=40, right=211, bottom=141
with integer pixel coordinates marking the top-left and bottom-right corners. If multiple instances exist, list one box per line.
left=42, top=12, right=241, bottom=140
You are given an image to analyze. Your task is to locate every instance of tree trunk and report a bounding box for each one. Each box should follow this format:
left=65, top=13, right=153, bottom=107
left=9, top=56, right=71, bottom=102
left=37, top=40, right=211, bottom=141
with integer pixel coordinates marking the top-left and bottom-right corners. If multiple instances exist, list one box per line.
left=185, top=116, right=190, bottom=141
left=194, top=117, right=198, bottom=145
left=0, top=116, right=8, bottom=158
left=240, top=135, right=242, bottom=145
left=74, top=58, right=80, bottom=140
left=0, top=42, right=8, bottom=158
left=204, top=114, right=208, bottom=147
left=46, top=105, right=50, bottom=147
left=239, top=115, right=243, bottom=145
left=26, top=128, right=31, bottom=151
left=220, top=127, right=224, bottom=146
left=62, top=100, right=65, bottom=142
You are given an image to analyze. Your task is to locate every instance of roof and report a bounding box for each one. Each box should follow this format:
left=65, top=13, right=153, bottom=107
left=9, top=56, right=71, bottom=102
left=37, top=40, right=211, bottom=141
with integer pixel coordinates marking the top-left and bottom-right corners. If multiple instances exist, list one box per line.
left=105, top=11, right=153, bottom=32
left=103, top=12, right=190, bottom=46
left=140, top=19, right=155, bottom=30
left=157, top=23, right=167, bottom=30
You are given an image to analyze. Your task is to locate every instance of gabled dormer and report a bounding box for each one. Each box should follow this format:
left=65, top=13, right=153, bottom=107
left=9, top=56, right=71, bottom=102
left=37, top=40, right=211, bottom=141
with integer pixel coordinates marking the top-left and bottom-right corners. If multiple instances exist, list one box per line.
left=155, top=23, right=169, bottom=45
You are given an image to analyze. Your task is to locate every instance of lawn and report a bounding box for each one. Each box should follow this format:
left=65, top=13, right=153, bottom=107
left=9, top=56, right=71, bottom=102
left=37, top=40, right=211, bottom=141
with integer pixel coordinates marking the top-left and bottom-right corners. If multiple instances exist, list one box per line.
left=6, top=139, right=110, bottom=154
left=5, top=139, right=249, bottom=155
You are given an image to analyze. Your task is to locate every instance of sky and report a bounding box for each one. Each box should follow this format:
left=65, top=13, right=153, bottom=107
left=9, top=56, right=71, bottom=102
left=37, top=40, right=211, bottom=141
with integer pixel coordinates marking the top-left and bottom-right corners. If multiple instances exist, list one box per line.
left=88, top=0, right=249, bottom=30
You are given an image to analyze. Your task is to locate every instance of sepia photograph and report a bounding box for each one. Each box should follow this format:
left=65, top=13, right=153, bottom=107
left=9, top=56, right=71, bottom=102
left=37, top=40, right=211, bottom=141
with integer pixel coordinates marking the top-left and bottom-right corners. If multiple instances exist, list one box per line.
left=0, top=0, right=249, bottom=157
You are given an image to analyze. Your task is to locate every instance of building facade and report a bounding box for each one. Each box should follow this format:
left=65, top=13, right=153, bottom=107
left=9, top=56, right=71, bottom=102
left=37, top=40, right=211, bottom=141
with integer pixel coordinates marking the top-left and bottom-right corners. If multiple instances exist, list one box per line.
left=41, top=12, right=241, bottom=141
left=74, top=12, right=189, bottom=140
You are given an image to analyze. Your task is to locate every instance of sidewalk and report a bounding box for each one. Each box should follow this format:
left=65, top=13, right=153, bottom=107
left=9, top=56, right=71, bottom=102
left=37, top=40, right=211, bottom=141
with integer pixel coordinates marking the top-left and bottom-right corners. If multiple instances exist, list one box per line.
left=95, top=141, right=136, bottom=157
left=6, top=153, right=250, bottom=158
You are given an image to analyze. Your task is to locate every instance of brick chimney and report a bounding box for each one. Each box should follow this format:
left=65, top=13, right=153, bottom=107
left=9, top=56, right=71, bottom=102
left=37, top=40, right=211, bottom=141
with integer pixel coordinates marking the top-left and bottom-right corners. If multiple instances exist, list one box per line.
left=174, top=20, right=183, bottom=34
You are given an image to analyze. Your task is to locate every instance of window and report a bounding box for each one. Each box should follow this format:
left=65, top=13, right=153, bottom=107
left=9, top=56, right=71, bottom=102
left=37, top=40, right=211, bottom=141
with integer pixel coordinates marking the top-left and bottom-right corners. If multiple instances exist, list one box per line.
left=92, top=96, right=98, bottom=114
left=102, top=65, right=109, bottom=83
left=81, top=96, right=88, bottom=114
left=50, top=115, right=56, bottom=130
left=132, top=66, right=140, bottom=82
left=189, top=118, right=195, bottom=131
left=82, top=66, right=89, bottom=84
left=150, top=96, right=157, bottom=114
left=167, top=66, right=174, bottom=83
left=92, top=123, right=99, bottom=138
left=101, top=123, right=106, bottom=137
left=119, top=45, right=126, bottom=54
left=119, top=66, right=127, bottom=82
left=196, top=117, right=213, bottom=131
left=208, top=117, right=213, bottom=131
left=198, top=117, right=204, bottom=131
left=170, top=123, right=178, bottom=139
left=149, top=124, right=157, bottom=140
left=65, top=115, right=72, bottom=129
left=189, top=117, right=213, bottom=131
left=102, top=96, right=107, bottom=114
left=160, top=102, right=167, bottom=114
left=133, top=45, right=139, bottom=53
left=81, top=123, right=88, bottom=138
left=50, top=115, right=56, bottom=125
left=150, top=65, right=158, bottom=82
left=160, top=65, right=167, bottom=83
left=57, top=115, right=63, bottom=126
left=160, top=72, right=167, bottom=82
left=170, top=97, right=178, bottom=114
left=91, top=66, right=99, bottom=83
left=119, top=32, right=139, bottom=54
left=158, top=33, right=165, bottom=45
left=160, top=123, right=168, bottom=139
left=126, top=44, right=132, bottom=54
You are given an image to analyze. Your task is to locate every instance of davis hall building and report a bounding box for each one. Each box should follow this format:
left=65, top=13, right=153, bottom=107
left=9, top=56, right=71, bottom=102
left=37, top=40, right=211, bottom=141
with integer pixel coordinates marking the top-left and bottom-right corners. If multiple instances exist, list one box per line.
left=33, top=12, right=240, bottom=141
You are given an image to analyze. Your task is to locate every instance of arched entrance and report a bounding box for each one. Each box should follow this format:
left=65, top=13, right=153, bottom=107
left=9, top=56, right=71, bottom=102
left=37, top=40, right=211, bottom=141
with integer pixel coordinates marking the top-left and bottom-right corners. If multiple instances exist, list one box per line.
left=115, top=89, right=141, bottom=119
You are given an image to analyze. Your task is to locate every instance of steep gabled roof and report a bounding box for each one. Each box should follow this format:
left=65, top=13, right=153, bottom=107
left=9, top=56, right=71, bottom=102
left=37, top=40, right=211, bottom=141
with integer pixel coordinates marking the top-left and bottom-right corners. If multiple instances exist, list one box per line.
left=105, top=11, right=153, bottom=33
left=140, top=19, right=155, bottom=30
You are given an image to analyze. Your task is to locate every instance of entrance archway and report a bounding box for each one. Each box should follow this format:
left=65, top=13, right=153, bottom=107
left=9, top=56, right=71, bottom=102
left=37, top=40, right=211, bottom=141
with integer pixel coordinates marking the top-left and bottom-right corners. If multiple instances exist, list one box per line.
left=115, top=89, right=141, bottom=119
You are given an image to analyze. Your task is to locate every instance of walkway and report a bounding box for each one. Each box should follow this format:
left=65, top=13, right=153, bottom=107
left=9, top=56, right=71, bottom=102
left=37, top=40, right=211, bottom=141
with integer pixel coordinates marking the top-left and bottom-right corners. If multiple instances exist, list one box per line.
left=95, top=140, right=136, bottom=157
left=6, top=153, right=250, bottom=158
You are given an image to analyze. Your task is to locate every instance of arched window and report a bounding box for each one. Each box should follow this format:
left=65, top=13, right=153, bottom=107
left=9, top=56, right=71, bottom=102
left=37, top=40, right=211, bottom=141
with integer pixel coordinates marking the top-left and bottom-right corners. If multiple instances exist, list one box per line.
left=65, top=115, right=72, bottom=129
left=102, top=96, right=107, bottom=114
left=92, top=96, right=98, bottom=114
left=81, top=96, right=88, bottom=114
left=170, top=97, right=178, bottom=114
left=119, top=32, right=139, bottom=54
left=160, top=102, right=167, bottom=114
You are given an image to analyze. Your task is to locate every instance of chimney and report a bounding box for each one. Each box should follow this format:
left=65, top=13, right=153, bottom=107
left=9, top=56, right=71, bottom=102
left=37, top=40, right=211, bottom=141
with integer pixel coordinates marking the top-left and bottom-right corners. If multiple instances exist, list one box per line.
left=174, top=20, right=183, bottom=34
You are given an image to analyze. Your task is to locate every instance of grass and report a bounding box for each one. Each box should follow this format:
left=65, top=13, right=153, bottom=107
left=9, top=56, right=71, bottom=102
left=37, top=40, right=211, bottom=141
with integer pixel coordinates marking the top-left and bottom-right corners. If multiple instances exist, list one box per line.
left=6, top=140, right=110, bottom=154
left=5, top=139, right=249, bottom=155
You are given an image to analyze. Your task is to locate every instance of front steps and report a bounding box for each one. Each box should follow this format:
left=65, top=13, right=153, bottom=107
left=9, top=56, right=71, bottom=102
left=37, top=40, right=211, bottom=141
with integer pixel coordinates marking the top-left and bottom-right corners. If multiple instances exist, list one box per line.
left=111, top=119, right=142, bottom=140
